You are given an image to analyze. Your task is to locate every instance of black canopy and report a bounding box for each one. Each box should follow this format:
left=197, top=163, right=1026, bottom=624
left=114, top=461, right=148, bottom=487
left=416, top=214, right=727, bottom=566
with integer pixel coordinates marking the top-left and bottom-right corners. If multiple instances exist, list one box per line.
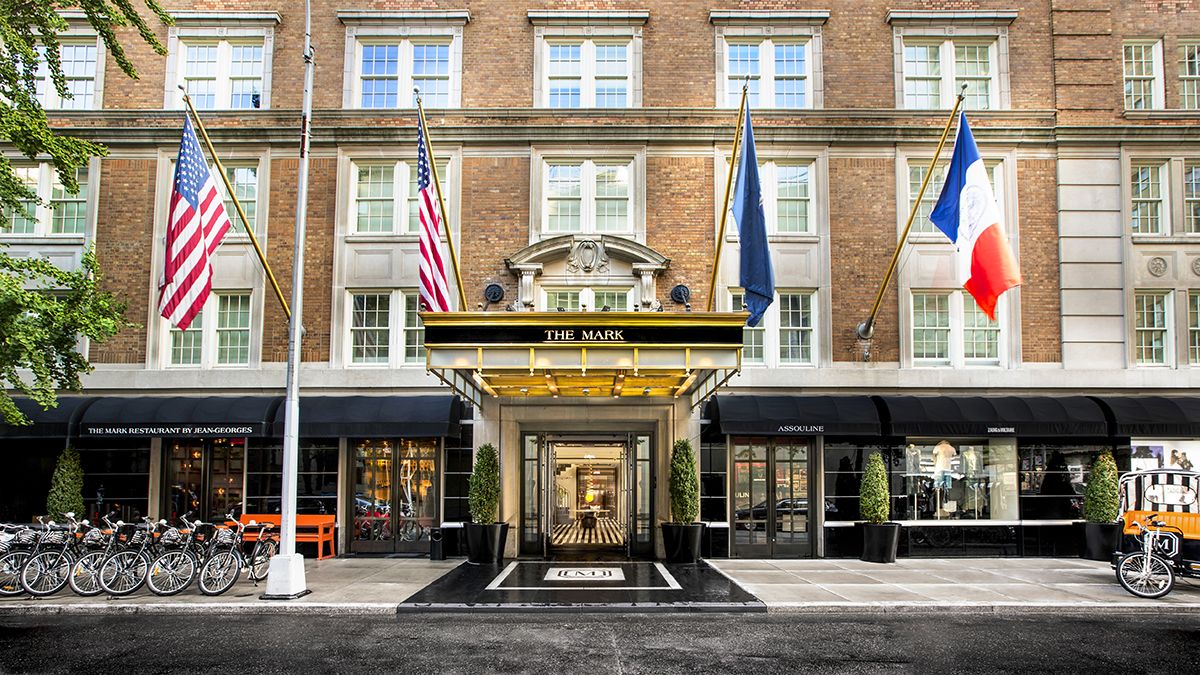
left=708, top=396, right=881, bottom=436
left=877, top=395, right=1108, bottom=437
left=0, top=397, right=97, bottom=438
left=1092, top=397, right=1200, bottom=437
left=270, top=395, right=462, bottom=438
left=79, top=396, right=283, bottom=437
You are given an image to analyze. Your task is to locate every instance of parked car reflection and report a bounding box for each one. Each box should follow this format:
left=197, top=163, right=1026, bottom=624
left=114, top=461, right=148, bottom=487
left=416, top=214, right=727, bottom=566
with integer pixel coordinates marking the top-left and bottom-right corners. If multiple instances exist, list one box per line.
left=734, top=498, right=808, bottom=530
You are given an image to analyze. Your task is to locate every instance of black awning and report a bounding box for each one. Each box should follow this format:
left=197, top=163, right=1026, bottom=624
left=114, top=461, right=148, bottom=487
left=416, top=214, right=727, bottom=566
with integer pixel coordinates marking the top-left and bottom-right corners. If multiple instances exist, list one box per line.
left=79, top=396, right=283, bottom=437
left=270, top=395, right=462, bottom=438
left=1091, top=397, right=1200, bottom=437
left=708, top=396, right=881, bottom=436
left=0, top=397, right=97, bottom=438
left=877, top=396, right=1109, bottom=437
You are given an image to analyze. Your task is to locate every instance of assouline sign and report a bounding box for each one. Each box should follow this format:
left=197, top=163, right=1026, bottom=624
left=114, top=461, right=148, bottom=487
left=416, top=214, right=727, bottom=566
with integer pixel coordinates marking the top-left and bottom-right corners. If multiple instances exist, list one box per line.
left=82, top=424, right=264, bottom=437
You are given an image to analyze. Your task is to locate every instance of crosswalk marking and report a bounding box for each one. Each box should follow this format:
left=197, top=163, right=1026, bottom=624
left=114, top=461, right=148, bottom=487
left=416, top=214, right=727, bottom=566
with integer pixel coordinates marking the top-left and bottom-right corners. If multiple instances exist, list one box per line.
left=551, top=517, right=626, bottom=547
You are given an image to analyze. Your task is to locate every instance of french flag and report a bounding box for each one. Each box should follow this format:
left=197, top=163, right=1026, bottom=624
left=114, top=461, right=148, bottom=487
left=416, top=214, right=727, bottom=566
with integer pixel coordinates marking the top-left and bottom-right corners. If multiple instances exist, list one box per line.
left=930, top=112, right=1021, bottom=320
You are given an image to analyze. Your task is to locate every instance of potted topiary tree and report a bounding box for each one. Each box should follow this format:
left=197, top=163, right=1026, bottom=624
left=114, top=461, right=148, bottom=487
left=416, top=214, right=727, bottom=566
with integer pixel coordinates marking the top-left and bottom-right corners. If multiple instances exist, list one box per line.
left=46, top=447, right=85, bottom=520
left=1080, top=449, right=1120, bottom=561
left=859, top=452, right=899, bottom=563
left=465, top=443, right=507, bottom=565
left=661, top=439, right=702, bottom=564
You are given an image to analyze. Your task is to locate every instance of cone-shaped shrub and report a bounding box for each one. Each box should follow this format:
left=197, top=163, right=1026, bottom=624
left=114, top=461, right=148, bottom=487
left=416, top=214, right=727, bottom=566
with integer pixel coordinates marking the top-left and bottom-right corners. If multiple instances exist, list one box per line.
left=46, top=447, right=85, bottom=519
left=468, top=443, right=501, bottom=523
left=1084, top=450, right=1119, bottom=523
left=669, top=439, right=699, bottom=523
left=859, top=452, right=890, bottom=525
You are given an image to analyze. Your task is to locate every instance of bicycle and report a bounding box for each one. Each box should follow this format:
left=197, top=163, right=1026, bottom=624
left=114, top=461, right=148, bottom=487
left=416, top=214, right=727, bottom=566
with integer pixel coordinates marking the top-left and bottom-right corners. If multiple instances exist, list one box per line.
left=0, top=523, right=39, bottom=596
left=146, top=513, right=202, bottom=596
left=1115, top=513, right=1185, bottom=599
left=197, top=514, right=275, bottom=596
left=20, top=513, right=84, bottom=597
left=98, top=517, right=158, bottom=596
left=68, top=513, right=118, bottom=597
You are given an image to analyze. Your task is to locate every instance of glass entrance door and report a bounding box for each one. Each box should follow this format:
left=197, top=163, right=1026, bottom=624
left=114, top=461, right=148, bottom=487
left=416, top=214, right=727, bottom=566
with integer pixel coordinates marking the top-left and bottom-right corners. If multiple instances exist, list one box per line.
left=163, top=438, right=245, bottom=522
left=351, top=438, right=439, bottom=554
left=732, top=437, right=811, bottom=557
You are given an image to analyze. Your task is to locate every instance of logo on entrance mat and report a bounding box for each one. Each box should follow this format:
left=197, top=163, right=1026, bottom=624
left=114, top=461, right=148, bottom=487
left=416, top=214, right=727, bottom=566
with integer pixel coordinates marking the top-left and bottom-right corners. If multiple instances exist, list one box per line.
left=545, top=567, right=626, bottom=581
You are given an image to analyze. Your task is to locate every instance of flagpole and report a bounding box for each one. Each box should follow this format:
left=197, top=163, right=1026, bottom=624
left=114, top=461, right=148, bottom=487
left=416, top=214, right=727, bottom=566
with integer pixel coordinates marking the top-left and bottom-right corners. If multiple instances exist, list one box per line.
left=264, top=0, right=314, bottom=600
left=706, top=81, right=749, bottom=312
left=415, top=92, right=468, bottom=311
left=855, top=84, right=967, bottom=341
left=177, top=89, right=291, bottom=320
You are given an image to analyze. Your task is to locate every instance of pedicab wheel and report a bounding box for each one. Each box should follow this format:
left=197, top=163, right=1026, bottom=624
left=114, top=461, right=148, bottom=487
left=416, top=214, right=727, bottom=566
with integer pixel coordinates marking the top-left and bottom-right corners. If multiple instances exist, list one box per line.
left=198, top=551, right=241, bottom=596
left=1116, top=551, right=1175, bottom=599
left=0, top=551, right=32, bottom=596
left=69, top=551, right=107, bottom=597
left=99, top=550, right=150, bottom=596
left=147, top=550, right=198, bottom=596
left=21, top=550, right=73, bottom=596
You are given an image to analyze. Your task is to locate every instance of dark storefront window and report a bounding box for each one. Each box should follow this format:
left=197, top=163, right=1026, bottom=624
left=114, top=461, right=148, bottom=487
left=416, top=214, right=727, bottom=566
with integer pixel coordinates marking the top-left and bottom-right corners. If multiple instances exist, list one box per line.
left=164, top=438, right=246, bottom=521
left=244, top=440, right=339, bottom=516
left=901, top=438, right=1019, bottom=521
left=443, top=424, right=473, bottom=522
left=78, top=441, right=151, bottom=524
left=823, top=440, right=905, bottom=522
left=0, top=441, right=59, bottom=522
left=700, top=438, right=728, bottom=522
left=1018, top=441, right=1127, bottom=521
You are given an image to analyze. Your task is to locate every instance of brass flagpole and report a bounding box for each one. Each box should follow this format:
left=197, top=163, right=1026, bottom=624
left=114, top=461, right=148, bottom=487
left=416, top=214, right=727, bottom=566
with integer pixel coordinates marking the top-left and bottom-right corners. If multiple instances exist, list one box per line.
left=706, top=81, right=750, bottom=312
left=855, top=84, right=968, bottom=341
left=415, top=91, right=468, bottom=311
left=178, top=88, right=291, bottom=320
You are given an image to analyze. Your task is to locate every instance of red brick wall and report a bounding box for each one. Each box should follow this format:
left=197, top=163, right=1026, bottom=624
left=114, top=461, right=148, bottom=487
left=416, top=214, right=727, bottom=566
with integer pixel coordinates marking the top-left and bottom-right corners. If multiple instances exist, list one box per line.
left=646, top=156, right=715, bottom=308
left=459, top=156, right=531, bottom=304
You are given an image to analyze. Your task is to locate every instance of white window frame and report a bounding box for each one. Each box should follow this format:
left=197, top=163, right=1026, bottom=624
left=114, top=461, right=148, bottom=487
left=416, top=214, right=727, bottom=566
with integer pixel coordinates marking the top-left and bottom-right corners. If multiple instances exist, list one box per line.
left=712, top=18, right=825, bottom=109
left=161, top=290, right=256, bottom=369
left=908, top=290, right=1008, bottom=368
left=164, top=14, right=279, bottom=110
left=1188, top=290, right=1200, bottom=366
left=530, top=10, right=645, bottom=108
left=727, top=288, right=818, bottom=368
left=341, top=153, right=457, bottom=240
left=900, top=155, right=1009, bottom=239
left=539, top=287, right=633, bottom=312
left=35, top=35, right=105, bottom=110
left=1123, top=39, right=1165, bottom=111
left=718, top=149, right=826, bottom=241
left=220, top=161, right=261, bottom=239
left=344, top=288, right=425, bottom=368
left=1131, top=290, right=1173, bottom=367
left=0, top=161, right=97, bottom=239
left=1179, top=41, right=1200, bottom=110
left=339, top=11, right=467, bottom=109
left=1123, top=153, right=1200, bottom=238
left=888, top=15, right=1013, bottom=111
left=531, top=148, right=645, bottom=243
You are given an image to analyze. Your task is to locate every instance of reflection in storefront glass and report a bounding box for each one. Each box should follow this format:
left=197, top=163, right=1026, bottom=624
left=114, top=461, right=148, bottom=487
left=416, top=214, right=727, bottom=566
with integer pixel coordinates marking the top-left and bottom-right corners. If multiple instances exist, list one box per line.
left=353, top=438, right=437, bottom=545
left=901, top=438, right=1018, bottom=521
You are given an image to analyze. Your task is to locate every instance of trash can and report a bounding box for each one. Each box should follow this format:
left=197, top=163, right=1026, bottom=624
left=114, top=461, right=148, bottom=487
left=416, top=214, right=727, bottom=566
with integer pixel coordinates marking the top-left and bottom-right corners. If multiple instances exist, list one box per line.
left=440, top=521, right=464, bottom=557
left=429, top=527, right=445, bottom=560
left=701, top=521, right=731, bottom=558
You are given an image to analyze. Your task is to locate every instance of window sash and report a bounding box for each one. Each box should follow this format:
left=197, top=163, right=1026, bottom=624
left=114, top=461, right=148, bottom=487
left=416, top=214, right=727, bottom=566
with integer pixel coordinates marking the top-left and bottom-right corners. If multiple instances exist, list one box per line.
left=724, top=160, right=815, bottom=235
left=1134, top=292, right=1169, bottom=365
left=962, top=296, right=1000, bottom=364
left=544, top=290, right=581, bottom=311
left=358, top=39, right=453, bottom=109
left=166, top=293, right=254, bottom=368
left=912, top=293, right=952, bottom=363
left=724, top=39, right=809, bottom=109
left=2, top=164, right=89, bottom=237
left=1189, top=291, right=1200, bottom=365
left=181, top=39, right=265, bottom=110
left=903, top=39, right=996, bottom=110
left=350, top=293, right=391, bottom=364
left=1180, top=43, right=1200, bottom=109
left=542, top=160, right=633, bottom=235
left=1185, top=162, right=1200, bottom=234
left=215, top=294, right=252, bottom=365
left=36, top=41, right=99, bottom=110
left=222, top=165, right=257, bottom=235
left=169, top=310, right=205, bottom=366
left=1124, top=42, right=1159, bottom=110
left=1130, top=163, right=1165, bottom=235
left=402, top=294, right=425, bottom=363
left=778, top=293, right=814, bottom=364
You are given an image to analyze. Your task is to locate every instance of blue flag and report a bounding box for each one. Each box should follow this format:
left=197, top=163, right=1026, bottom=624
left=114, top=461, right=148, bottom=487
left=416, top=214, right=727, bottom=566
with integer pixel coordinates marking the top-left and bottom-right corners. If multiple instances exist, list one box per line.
left=733, top=106, right=773, bottom=327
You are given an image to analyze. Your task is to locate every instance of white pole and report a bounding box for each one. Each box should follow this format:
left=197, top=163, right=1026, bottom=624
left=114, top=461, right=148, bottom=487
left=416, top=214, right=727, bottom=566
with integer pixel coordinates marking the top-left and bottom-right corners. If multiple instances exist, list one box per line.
left=264, top=0, right=314, bottom=599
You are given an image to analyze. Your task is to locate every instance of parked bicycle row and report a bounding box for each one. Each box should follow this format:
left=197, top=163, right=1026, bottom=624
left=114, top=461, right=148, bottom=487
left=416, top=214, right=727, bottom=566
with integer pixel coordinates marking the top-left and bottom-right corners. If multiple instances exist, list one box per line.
left=0, top=510, right=278, bottom=598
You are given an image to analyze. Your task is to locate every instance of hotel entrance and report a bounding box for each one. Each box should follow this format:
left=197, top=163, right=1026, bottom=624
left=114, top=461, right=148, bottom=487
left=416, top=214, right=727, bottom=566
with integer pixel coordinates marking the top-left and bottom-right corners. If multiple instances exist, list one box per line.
left=520, top=433, right=654, bottom=558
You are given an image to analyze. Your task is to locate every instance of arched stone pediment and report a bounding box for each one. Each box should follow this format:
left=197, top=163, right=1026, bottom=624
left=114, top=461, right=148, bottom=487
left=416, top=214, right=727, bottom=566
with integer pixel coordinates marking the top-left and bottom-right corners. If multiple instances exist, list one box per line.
left=504, top=234, right=669, bottom=270
left=504, top=235, right=671, bottom=310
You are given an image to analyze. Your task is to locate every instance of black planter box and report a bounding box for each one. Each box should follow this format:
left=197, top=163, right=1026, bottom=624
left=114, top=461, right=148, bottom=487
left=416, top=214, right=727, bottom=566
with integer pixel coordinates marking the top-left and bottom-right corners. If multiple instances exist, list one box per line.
left=662, top=523, right=703, bottom=563
left=860, top=522, right=901, bottom=563
left=465, top=522, right=509, bottom=565
left=1077, top=522, right=1120, bottom=561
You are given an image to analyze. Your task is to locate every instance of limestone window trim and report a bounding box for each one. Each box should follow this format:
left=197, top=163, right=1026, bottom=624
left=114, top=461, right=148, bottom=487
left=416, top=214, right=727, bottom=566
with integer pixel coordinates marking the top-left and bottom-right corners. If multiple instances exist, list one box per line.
left=895, top=150, right=1016, bottom=242
left=336, top=148, right=461, bottom=244
left=163, top=13, right=279, bottom=110
left=1128, top=289, right=1176, bottom=368
left=725, top=287, right=819, bottom=368
left=1122, top=150, right=1200, bottom=240
left=887, top=11, right=1014, bottom=111
left=339, top=11, right=468, bottom=110
left=529, top=146, right=646, bottom=245
left=710, top=11, right=827, bottom=110
left=1122, top=39, right=1166, bottom=112
left=33, top=14, right=107, bottom=111
left=530, top=11, right=646, bottom=108
left=713, top=145, right=828, bottom=243
left=158, top=290, right=261, bottom=370
left=900, top=290, right=1013, bottom=370
left=340, top=288, right=425, bottom=369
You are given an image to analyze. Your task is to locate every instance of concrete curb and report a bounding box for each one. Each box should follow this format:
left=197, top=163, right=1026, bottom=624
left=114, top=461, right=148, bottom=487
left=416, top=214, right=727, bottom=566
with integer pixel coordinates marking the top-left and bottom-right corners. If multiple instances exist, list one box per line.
left=762, top=601, right=1200, bottom=615
left=0, top=602, right=400, bottom=616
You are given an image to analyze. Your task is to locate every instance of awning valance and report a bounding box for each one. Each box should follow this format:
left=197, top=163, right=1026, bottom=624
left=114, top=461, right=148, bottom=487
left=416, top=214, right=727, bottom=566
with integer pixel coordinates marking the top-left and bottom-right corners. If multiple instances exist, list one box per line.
left=707, top=396, right=881, bottom=436
left=1093, top=396, right=1200, bottom=438
left=79, top=396, right=283, bottom=437
left=270, top=395, right=462, bottom=438
left=878, top=395, right=1109, bottom=437
left=1, top=397, right=97, bottom=439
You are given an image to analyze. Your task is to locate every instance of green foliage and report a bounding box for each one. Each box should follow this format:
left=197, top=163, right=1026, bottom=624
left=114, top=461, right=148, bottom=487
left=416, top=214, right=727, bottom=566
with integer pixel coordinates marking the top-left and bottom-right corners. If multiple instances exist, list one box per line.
left=668, top=439, right=699, bottom=523
left=0, top=3, right=168, bottom=426
left=1, top=248, right=131, bottom=425
left=468, top=443, right=501, bottom=523
left=45, top=446, right=84, bottom=519
left=859, top=452, right=890, bottom=525
left=1084, top=450, right=1120, bottom=523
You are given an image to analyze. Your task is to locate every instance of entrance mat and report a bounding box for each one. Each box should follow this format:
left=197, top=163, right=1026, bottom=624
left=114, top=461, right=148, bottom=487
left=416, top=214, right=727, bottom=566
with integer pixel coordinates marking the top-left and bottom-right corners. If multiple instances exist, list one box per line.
left=397, top=561, right=764, bottom=613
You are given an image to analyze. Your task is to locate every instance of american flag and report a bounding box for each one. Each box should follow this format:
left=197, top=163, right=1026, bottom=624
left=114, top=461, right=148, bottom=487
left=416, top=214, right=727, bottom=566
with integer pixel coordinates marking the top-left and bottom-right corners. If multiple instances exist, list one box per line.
left=158, top=117, right=232, bottom=331
left=416, top=116, right=451, bottom=312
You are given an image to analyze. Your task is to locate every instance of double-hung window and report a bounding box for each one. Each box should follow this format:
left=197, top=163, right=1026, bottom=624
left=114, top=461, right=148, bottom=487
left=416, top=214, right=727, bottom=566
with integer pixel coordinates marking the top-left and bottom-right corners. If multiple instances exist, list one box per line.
left=1131, top=162, right=1166, bottom=234
left=34, top=40, right=100, bottom=110
left=167, top=292, right=254, bottom=368
left=905, top=158, right=1005, bottom=235
left=1189, top=291, right=1200, bottom=364
left=1180, top=42, right=1200, bottom=109
left=221, top=164, right=258, bottom=235
left=722, top=38, right=812, bottom=109
left=542, top=40, right=632, bottom=108
left=902, top=39, right=996, bottom=109
left=723, top=160, right=817, bottom=235
left=349, top=159, right=449, bottom=235
left=540, top=287, right=632, bottom=312
left=778, top=292, right=815, bottom=364
left=729, top=290, right=816, bottom=366
left=347, top=290, right=424, bottom=366
left=541, top=159, right=634, bottom=235
left=1127, top=157, right=1200, bottom=236
left=1, top=164, right=90, bottom=236
left=1123, top=40, right=1163, bottom=111
left=178, top=40, right=266, bottom=109
left=730, top=292, right=765, bottom=364
left=911, top=291, right=1003, bottom=367
left=356, top=40, right=452, bottom=108
left=1133, top=291, right=1171, bottom=366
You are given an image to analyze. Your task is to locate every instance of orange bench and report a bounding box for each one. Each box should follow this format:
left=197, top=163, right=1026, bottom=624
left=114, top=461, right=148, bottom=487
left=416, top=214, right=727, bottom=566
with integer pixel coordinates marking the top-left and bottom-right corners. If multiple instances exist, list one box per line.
left=239, top=514, right=337, bottom=560
left=1121, top=510, right=1200, bottom=539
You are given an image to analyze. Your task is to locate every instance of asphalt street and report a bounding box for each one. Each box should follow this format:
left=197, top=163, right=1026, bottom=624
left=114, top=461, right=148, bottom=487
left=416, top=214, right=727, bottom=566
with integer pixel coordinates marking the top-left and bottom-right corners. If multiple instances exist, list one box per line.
left=1, top=612, right=1198, bottom=674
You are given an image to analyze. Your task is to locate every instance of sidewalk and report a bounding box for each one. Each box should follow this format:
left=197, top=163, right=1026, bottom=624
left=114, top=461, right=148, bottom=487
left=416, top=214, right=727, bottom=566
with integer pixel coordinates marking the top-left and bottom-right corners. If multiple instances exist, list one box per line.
left=1, top=557, right=1198, bottom=615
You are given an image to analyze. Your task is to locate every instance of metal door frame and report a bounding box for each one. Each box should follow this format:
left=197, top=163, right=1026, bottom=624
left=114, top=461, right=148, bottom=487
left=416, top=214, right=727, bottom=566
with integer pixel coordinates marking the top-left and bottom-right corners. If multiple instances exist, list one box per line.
left=730, top=436, right=815, bottom=558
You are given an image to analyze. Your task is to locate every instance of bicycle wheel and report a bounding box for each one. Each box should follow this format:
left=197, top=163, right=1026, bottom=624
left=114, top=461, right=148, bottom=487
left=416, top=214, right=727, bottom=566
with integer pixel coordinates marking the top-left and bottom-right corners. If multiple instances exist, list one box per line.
left=198, top=551, right=241, bottom=596
left=21, top=550, right=73, bottom=596
left=248, top=540, right=277, bottom=582
left=147, top=550, right=197, bottom=596
left=99, top=550, right=149, bottom=596
left=0, top=551, right=31, bottom=596
left=1116, top=551, right=1175, bottom=599
left=69, top=551, right=107, bottom=597
left=397, top=519, right=419, bottom=542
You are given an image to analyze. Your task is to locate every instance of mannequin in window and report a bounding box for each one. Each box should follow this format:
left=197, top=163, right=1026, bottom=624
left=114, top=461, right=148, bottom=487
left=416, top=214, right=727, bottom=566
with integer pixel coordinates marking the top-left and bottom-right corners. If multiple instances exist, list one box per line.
left=932, top=440, right=958, bottom=518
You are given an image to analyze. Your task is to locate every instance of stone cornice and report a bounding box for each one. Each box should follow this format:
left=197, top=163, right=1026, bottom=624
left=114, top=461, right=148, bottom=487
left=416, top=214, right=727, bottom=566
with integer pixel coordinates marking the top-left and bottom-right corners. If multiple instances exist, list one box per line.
left=336, top=10, right=471, bottom=26
left=709, top=10, right=830, bottom=26
left=169, top=11, right=281, bottom=26
left=527, top=10, right=649, bottom=26
left=886, top=10, right=1019, bottom=26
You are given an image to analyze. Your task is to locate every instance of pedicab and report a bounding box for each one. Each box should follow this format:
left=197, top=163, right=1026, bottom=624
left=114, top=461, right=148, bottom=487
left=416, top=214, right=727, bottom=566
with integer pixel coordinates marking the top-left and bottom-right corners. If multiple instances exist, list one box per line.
left=1112, top=468, right=1200, bottom=598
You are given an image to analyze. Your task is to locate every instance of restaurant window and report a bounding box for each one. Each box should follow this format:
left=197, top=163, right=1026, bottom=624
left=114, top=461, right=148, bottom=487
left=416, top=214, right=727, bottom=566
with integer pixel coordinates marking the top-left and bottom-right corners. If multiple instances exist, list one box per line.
left=166, top=292, right=254, bottom=368
left=900, top=438, right=1018, bottom=521
left=352, top=438, right=439, bottom=553
left=1123, top=40, right=1163, bottom=110
left=77, top=442, right=151, bottom=524
left=245, top=441, right=338, bottom=516
left=163, top=438, right=245, bottom=522
left=1, top=165, right=90, bottom=237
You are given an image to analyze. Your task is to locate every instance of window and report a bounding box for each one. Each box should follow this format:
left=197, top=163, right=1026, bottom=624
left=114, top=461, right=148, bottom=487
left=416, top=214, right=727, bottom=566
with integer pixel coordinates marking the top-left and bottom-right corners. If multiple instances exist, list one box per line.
left=730, top=292, right=764, bottom=364
left=1, top=164, right=89, bottom=236
left=911, top=291, right=1003, bottom=367
left=1133, top=291, right=1170, bottom=366
left=350, top=159, right=448, bottom=235
left=1189, top=291, right=1200, bottom=364
left=902, top=39, right=996, bottom=109
left=354, top=40, right=454, bottom=108
left=900, top=438, right=1019, bottom=521
left=1186, top=163, right=1200, bottom=233
left=540, top=287, right=631, bottom=312
left=1130, top=162, right=1166, bottom=234
left=166, top=292, right=254, bottom=368
left=543, top=40, right=631, bottom=108
left=1180, top=42, right=1200, bottom=109
left=907, top=163, right=946, bottom=234
left=729, top=290, right=815, bottom=367
left=778, top=292, right=814, bottom=364
left=347, top=290, right=424, bottom=366
left=542, top=160, right=632, bottom=235
left=34, top=40, right=100, bottom=110
left=723, top=160, right=816, bottom=235
left=178, top=39, right=265, bottom=110
left=1123, top=41, right=1163, bottom=110
left=222, top=164, right=258, bottom=235
left=723, top=38, right=811, bottom=109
